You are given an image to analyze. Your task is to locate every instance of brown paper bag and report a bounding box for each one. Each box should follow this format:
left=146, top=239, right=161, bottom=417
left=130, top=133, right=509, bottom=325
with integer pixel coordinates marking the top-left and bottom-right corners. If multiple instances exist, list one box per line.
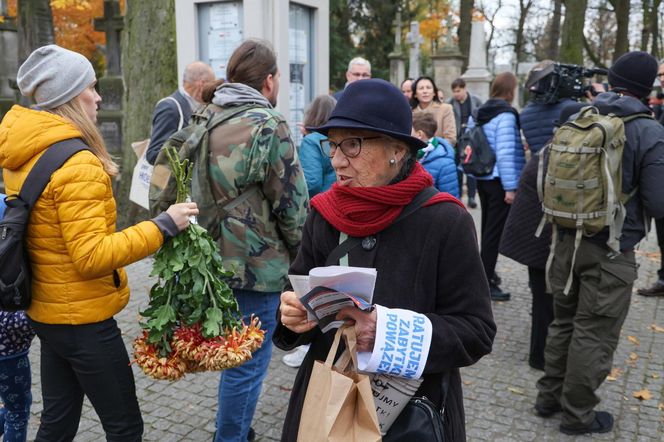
left=297, top=326, right=381, bottom=442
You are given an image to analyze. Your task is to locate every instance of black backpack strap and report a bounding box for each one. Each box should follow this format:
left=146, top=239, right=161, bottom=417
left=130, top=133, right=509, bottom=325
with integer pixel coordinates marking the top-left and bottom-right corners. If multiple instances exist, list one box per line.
left=324, top=186, right=439, bottom=266
left=18, top=138, right=89, bottom=207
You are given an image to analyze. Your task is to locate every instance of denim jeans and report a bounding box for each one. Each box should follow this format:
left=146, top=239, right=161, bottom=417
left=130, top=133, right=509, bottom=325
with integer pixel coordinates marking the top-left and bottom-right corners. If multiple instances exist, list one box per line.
left=214, top=289, right=280, bottom=442
left=0, top=352, right=32, bottom=442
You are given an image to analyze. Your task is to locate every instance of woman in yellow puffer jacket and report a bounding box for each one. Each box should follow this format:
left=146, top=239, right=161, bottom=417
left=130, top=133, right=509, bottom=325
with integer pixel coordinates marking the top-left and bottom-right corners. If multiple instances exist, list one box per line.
left=0, top=45, right=198, bottom=442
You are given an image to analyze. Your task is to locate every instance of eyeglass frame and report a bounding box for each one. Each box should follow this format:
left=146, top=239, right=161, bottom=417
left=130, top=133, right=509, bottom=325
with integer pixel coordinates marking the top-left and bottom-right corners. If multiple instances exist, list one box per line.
left=347, top=72, right=372, bottom=79
left=319, top=136, right=383, bottom=158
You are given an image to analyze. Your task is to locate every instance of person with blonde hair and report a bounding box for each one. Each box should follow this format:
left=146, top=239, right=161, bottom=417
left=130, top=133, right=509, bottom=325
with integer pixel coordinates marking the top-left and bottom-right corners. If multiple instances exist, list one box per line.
left=0, top=45, right=197, bottom=441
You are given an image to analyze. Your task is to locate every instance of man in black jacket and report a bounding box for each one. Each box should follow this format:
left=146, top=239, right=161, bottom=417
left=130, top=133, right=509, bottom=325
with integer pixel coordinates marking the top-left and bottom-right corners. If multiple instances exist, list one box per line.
left=637, top=61, right=664, bottom=297
left=146, top=61, right=215, bottom=164
left=535, top=52, right=664, bottom=436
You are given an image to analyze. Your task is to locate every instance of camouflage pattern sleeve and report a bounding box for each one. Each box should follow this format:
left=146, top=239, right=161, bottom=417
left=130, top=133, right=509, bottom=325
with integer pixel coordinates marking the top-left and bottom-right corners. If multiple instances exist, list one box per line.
left=260, top=120, right=310, bottom=261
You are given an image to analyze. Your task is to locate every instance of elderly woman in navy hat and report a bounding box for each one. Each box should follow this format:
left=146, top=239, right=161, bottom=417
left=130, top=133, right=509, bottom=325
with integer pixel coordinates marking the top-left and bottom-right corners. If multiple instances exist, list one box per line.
left=273, top=79, right=496, bottom=441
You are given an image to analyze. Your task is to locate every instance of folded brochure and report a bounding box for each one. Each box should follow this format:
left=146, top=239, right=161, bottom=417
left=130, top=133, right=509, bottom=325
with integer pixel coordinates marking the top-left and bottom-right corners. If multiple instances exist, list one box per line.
left=288, top=266, right=377, bottom=333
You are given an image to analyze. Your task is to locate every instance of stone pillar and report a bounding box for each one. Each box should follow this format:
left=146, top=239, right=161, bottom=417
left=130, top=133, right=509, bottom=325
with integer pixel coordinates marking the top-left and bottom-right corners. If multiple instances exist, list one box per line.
left=461, top=21, right=492, bottom=102
left=93, top=0, right=125, bottom=155
left=389, top=52, right=406, bottom=86
left=0, top=14, right=18, bottom=121
left=432, top=51, right=465, bottom=98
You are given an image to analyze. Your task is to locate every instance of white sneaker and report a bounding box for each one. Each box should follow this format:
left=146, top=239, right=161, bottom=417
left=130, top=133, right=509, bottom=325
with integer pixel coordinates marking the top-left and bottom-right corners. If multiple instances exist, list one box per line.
left=282, top=345, right=310, bottom=368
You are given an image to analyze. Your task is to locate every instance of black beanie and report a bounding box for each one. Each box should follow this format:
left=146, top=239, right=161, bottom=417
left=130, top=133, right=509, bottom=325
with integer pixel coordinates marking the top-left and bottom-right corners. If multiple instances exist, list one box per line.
left=608, top=51, right=658, bottom=98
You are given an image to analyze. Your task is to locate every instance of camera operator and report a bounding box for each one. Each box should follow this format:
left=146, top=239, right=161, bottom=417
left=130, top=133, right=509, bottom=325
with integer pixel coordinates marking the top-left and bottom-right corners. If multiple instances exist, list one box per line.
left=520, top=60, right=578, bottom=153
left=536, top=51, right=664, bottom=435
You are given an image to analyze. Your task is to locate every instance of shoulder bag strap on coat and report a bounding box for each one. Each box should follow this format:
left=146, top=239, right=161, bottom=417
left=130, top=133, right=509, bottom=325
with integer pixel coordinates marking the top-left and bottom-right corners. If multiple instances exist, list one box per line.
left=18, top=138, right=90, bottom=208
left=324, top=186, right=439, bottom=266
left=159, top=96, right=185, bottom=131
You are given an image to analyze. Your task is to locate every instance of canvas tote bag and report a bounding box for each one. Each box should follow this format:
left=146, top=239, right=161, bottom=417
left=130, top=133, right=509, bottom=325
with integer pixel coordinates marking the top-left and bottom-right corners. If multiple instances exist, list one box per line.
left=297, top=325, right=381, bottom=442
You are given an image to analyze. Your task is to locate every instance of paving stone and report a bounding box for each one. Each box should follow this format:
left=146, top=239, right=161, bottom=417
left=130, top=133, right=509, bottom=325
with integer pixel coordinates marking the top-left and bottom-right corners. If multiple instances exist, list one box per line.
left=22, top=212, right=664, bottom=440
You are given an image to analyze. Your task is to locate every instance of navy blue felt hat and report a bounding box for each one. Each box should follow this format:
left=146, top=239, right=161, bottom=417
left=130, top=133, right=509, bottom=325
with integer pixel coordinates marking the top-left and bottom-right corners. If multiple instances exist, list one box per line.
left=309, top=78, right=427, bottom=150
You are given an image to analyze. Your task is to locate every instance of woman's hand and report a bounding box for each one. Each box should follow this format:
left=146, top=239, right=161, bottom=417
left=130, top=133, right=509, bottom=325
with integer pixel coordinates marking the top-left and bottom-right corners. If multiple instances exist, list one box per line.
left=280, top=291, right=317, bottom=334
left=504, top=191, right=516, bottom=205
left=166, top=202, right=199, bottom=231
left=336, top=307, right=377, bottom=352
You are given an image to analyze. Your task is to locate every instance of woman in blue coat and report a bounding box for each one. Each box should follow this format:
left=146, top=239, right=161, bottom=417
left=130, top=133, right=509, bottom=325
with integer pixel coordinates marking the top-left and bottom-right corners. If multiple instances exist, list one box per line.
left=467, top=72, right=525, bottom=301
left=298, top=95, right=337, bottom=198
left=412, top=112, right=460, bottom=197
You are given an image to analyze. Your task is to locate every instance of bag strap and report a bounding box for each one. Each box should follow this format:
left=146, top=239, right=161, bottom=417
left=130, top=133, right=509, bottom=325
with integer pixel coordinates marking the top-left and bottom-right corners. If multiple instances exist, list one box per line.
left=324, top=186, right=439, bottom=266
left=159, top=96, right=185, bottom=131
left=622, top=112, right=654, bottom=124
left=18, top=138, right=89, bottom=208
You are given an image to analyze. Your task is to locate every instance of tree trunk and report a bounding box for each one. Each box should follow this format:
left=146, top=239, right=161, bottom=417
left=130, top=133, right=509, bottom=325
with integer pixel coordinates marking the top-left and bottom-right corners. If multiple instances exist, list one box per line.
left=610, top=0, right=630, bottom=61
left=560, top=0, right=587, bottom=64
left=117, top=0, right=177, bottom=228
left=650, top=0, right=662, bottom=56
left=458, top=0, right=473, bottom=71
left=546, top=0, right=562, bottom=60
left=515, top=0, right=533, bottom=63
left=17, top=0, right=54, bottom=64
left=641, top=0, right=651, bottom=51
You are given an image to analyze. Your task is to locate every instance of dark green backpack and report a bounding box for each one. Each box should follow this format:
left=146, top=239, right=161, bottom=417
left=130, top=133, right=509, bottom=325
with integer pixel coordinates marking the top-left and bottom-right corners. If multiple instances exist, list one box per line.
left=536, top=106, right=652, bottom=294
left=149, top=103, right=258, bottom=232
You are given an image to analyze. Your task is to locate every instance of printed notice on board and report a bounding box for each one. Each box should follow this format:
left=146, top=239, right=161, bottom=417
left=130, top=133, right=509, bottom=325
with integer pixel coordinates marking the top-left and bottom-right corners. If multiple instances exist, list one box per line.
left=357, top=305, right=432, bottom=380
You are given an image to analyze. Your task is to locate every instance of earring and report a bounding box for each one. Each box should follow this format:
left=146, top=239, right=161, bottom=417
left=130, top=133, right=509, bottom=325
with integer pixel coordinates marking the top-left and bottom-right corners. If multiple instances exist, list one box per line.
left=389, top=158, right=396, bottom=165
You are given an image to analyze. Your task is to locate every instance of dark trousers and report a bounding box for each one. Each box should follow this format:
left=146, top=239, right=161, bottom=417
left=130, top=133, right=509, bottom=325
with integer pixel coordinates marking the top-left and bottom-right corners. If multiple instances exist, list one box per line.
left=30, top=318, right=143, bottom=442
left=456, top=170, right=477, bottom=199
left=656, top=217, right=664, bottom=279
left=527, top=267, right=554, bottom=369
left=536, top=235, right=636, bottom=428
left=477, top=178, right=511, bottom=281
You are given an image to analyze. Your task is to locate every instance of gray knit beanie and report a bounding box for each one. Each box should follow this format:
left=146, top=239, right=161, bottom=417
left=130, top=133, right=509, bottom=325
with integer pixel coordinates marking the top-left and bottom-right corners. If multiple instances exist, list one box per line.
left=17, top=44, right=96, bottom=109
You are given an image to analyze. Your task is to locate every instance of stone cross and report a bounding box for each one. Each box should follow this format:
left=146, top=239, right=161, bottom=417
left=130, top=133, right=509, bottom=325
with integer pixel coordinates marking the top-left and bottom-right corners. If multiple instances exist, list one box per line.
left=444, top=13, right=454, bottom=49
left=406, top=21, right=423, bottom=79
left=94, top=0, right=123, bottom=76
left=392, top=10, right=402, bottom=50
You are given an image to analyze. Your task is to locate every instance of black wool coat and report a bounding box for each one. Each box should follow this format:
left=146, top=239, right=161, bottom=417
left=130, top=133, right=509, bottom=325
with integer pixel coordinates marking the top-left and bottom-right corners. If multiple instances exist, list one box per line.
left=273, top=202, right=496, bottom=442
left=499, top=152, right=552, bottom=270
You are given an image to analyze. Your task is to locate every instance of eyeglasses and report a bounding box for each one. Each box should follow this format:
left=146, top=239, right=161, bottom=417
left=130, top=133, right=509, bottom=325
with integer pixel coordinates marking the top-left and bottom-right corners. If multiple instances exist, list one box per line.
left=658, top=73, right=664, bottom=77
left=320, top=137, right=382, bottom=158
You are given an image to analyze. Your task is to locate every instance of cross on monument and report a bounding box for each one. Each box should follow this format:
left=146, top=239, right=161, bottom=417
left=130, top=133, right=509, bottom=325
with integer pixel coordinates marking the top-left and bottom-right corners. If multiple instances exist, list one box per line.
left=94, top=0, right=123, bottom=76
left=392, top=10, right=402, bottom=50
left=406, top=21, right=423, bottom=80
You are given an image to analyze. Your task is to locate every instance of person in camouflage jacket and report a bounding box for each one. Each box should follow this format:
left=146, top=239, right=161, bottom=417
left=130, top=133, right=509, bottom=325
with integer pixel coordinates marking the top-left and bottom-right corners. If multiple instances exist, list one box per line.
left=204, top=40, right=309, bottom=442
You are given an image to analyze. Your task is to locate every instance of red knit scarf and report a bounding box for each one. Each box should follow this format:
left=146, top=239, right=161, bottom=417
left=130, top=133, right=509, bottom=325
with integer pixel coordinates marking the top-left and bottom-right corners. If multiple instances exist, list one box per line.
left=311, top=162, right=464, bottom=237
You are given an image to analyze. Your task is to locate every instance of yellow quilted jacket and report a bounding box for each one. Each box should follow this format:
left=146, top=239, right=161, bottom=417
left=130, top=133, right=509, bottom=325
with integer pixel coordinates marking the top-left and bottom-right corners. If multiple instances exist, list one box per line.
left=0, top=105, right=164, bottom=324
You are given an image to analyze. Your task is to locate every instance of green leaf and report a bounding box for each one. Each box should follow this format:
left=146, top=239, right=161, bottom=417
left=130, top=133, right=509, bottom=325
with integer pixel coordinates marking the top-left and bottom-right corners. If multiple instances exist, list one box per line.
left=146, top=304, right=176, bottom=332
left=202, top=306, right=224, bottom=337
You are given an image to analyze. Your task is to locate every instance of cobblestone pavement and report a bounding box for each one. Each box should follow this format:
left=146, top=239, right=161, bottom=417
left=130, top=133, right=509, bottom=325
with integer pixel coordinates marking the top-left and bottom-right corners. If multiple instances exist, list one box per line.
left=24, top=206, right=663, bottom=441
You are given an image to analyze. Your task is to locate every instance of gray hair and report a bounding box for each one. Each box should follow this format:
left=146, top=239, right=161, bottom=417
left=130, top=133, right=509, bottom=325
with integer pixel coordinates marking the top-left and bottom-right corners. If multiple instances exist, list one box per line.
left=183, top=61, right=215, bottom=84
left=347, top=57, right=371, bottom=73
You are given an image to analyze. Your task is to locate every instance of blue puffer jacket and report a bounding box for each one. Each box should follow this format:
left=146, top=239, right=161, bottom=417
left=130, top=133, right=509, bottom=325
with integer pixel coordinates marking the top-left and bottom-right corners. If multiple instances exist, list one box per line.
left=468, top=112, right=525, bottom=191
left=298, top=132, right=336, bottom=197
left=520, top=98, right=575, bottom=153
left=419, top=137, right=460, bottom=197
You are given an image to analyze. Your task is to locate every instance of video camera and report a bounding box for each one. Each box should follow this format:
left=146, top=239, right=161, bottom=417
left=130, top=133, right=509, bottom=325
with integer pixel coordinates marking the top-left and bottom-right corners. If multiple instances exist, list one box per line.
left=526, top=62, right=608, bottom=104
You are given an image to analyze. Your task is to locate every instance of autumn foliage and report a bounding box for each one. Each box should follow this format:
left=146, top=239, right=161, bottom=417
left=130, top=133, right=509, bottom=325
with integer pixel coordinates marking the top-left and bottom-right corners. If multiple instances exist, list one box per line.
left=5, top=0, right=124, bottom=65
